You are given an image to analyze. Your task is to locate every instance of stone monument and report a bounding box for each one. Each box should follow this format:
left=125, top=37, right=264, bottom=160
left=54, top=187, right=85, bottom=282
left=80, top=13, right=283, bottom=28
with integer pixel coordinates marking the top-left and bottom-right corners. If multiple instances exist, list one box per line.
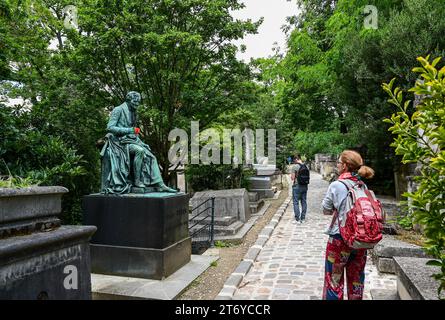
left=84, top=91, right=190, bottom=280
left=189, top=188, right=250, bottom=242
left=100, top=91, right=177, bottom=194
left=0, top=186, right=96, bottom=299
left=248, top=157, right=279, bottom=199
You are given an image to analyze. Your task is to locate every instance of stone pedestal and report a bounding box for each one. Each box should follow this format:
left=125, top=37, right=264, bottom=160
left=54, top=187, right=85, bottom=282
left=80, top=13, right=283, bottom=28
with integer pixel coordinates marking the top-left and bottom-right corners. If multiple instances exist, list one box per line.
left=83, top=193, right=191, bottom=280
left=0, top=186, right=96, bottom=300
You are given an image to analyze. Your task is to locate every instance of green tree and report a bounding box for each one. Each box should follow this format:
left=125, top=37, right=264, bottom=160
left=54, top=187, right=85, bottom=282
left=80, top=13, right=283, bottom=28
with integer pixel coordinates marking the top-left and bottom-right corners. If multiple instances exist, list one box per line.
left=70, top=0, right=261, bottom=181
left=274, top=0, right=445, bottom=195
left=1, top=0, right=260, bottom=222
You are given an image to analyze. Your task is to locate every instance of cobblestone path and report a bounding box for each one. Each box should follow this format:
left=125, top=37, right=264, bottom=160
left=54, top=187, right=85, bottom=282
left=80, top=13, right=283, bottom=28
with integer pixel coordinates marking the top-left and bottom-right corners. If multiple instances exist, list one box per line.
left=231, top=172, right=397, bottom=300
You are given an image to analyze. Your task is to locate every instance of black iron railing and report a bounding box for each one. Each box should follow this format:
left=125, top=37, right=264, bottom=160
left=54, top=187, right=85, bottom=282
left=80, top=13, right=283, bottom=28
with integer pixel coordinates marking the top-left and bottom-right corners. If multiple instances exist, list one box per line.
left=189, top=197, right=215, bottom=253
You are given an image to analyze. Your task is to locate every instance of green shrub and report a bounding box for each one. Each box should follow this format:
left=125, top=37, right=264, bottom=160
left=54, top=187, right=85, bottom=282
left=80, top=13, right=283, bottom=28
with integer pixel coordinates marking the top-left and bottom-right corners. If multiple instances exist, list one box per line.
left=213, top=240, right=233, bottom=248
left=0, top=105, right=88, bottom=224
left=383, top=55, right=445, bottom=298
left=397, top=214, right=414, bottom=231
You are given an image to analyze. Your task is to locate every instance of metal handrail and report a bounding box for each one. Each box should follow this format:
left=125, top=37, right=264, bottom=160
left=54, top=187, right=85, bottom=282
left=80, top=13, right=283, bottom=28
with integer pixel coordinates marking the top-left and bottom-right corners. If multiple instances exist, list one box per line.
left=189, top=196, right=215, bottom=248
left=190, top=206, right=213, bottom=221
left=189, top=215, right=210, bottom=230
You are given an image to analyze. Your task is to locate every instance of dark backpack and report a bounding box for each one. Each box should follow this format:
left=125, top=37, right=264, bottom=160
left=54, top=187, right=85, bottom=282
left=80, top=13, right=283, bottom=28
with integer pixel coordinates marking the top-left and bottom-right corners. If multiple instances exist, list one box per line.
left=296, top=164, right=310, bottom=185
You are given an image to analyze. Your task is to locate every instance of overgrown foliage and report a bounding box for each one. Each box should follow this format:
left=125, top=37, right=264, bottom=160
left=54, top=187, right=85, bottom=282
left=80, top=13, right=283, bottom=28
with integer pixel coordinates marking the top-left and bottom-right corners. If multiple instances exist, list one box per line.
left=0, top=104, right=87, bottom=223
left=0, top=0, right=260, bottom=223
left=383, top=56, right=445, bottom=298
left=185, top=164, right=254, bottom=192
left=294, top=131, right=360, bottom=160
left=273, top=0, right=445, bottom=195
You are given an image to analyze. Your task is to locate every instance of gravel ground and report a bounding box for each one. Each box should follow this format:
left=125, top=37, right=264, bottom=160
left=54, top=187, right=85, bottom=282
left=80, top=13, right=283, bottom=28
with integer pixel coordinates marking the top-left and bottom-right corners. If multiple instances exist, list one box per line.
left=177, top=182, right=289, bottom=300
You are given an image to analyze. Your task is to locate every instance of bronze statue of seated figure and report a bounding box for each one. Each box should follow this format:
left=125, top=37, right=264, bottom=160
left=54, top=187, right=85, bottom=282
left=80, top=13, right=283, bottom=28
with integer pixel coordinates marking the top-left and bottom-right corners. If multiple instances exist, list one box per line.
left=100, top=91, right=177, bottom=194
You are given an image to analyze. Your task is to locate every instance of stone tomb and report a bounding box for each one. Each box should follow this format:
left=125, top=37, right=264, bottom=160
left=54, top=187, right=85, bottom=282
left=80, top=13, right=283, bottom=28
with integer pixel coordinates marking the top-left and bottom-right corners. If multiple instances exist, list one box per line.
left=83, top=192, right=191, bottom=280
left=190, top=189, right=250, bottom=223
left=0, top=187, right=96, bottom=300
left=189, top=189, right=252, bottom=241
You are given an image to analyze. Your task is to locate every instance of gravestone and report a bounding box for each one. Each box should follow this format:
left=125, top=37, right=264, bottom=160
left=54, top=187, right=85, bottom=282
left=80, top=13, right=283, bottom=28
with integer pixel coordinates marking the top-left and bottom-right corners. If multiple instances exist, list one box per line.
left=248, top=161, right=278, bottom=199
left=83, top=192, right=190, bottom=280
left=0, top=187, right=96, bottom=300
left=190, top=189, right=250, bottom=223
left=253, top=164, right=276, bottom=176
left=189, top=188, right=253, bottom=243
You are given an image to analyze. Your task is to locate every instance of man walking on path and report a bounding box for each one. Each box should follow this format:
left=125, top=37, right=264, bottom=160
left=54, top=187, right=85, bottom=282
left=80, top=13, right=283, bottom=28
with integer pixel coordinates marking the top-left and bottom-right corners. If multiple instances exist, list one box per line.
left=291, top=155, right=310, bottom=223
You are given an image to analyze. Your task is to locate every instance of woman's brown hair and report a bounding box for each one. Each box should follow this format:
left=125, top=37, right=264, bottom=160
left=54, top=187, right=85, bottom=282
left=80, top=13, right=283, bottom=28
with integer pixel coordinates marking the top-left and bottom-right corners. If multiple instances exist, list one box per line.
left=339, top=150, right=375, bottom=179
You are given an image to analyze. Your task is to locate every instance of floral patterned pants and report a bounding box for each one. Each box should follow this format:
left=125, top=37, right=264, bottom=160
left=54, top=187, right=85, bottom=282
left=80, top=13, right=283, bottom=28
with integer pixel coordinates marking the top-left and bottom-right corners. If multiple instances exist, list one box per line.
left=322, top=235, right=367, bottom=300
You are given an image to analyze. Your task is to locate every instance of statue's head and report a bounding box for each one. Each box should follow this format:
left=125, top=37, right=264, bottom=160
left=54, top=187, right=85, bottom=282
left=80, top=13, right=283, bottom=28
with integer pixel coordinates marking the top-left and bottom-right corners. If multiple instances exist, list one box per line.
left=126, top=91, right=141, bottom=110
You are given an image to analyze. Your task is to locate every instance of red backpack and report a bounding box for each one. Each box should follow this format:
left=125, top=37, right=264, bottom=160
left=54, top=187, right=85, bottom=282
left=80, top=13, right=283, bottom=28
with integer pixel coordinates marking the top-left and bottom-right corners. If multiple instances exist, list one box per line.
left=333, top=179, right=385, bottom=249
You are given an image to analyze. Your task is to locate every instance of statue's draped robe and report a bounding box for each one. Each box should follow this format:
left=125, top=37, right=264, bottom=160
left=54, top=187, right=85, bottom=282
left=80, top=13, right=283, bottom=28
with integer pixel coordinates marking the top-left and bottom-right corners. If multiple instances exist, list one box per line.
left=100, top=103, right=163, bottom=194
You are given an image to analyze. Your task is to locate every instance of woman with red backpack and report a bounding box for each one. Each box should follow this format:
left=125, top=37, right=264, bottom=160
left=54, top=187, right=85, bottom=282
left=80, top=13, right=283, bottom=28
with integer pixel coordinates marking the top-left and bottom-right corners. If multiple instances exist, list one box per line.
left=321, top=150, right=379, bottom=300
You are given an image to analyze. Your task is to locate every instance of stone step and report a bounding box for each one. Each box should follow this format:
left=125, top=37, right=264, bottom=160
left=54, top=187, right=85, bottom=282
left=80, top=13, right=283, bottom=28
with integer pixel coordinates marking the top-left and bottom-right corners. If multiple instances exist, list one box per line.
left=248, top=192, right=259, bottom=202
left=249, top=200, right=264, bottom=214
left=370, top=289, right=400, bottom=300
left=189, top=220, right=244, bottom=237
left=189, top=215, right=237, bottom=227
left=394, top=256, right=444, bottom=300
left=213, top=221, right=244, bottom=236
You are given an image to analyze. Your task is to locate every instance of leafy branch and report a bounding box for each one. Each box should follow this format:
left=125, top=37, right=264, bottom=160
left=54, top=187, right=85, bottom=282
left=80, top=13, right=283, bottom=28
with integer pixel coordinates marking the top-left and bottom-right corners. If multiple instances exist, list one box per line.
left=383, top=55, right=445, bottom=299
